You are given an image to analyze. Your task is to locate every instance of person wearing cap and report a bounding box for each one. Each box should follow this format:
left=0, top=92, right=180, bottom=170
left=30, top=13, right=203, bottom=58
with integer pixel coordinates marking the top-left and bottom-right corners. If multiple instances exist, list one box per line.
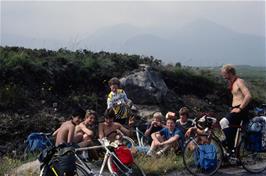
left=144, top=112, right=165, bottom=144
left=176, top=107, right=193, bottom=134
left=147, top=115, right=183, bottom=156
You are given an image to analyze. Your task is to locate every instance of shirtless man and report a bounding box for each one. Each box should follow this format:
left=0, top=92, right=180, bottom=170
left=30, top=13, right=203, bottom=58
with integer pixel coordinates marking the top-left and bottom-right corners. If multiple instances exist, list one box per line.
left=74, top=110, right=97, bottom=147
left=53, top=108, right=86, bottom=146
left=98, top=108, right=132, bottom=142
left=219, top=64, right=252, bottom=151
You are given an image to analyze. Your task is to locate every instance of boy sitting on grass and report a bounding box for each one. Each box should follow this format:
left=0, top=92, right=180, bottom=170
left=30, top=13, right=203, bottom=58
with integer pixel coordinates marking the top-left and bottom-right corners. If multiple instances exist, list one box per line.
left=147, top=114, right=183, bottom=156
left=73, top=110, right=97, bottom=147
left=53, top=107, right=86, bottom=146
left=99, top=108, right=133, bottom=142
left=144, top=111, right=165, bottom=144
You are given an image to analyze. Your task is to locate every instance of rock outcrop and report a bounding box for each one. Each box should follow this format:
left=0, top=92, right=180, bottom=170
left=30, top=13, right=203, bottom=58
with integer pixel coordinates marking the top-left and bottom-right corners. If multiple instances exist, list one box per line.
left=120, top=64, right=168, bottom=105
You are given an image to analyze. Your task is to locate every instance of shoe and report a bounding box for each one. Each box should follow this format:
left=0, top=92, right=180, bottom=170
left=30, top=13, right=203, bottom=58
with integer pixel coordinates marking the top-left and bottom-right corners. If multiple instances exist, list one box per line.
left=146, top=149, right=155, bottom=157
left=156, top=150, right=164, bottom=156
left=81, top=151, right=91, bottom=162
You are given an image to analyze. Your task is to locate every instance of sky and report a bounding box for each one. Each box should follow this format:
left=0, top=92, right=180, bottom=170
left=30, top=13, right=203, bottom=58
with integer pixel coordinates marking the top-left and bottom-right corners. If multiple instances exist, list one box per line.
left=1, top=0, right=265, bottom=41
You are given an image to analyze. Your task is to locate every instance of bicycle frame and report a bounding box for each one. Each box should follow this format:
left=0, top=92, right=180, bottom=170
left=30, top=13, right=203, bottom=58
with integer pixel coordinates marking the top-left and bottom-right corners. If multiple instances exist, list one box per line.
left=75, top=139, right=132, bottom=176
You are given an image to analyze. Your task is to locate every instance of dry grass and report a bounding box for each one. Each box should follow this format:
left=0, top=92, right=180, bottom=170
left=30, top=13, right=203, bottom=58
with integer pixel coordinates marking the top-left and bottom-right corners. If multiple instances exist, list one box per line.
left=135, top=152, right=184, bottom=175
left=0, top=153, right=39, bottom=176
left=2, top=151, right=185, bottom=176
left=0, top=156, right=23, bottom=176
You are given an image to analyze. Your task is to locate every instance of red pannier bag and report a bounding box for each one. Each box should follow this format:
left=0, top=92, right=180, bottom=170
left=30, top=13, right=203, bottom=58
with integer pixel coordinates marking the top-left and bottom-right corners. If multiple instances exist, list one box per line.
left=112, top=145, right=134, bottom=172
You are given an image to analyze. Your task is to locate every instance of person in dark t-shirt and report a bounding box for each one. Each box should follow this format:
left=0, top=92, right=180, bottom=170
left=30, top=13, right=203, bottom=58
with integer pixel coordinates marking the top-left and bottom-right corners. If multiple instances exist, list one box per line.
left=176, top=107, right=193, bottom=134
left=144, top=112, right=164, bottom=144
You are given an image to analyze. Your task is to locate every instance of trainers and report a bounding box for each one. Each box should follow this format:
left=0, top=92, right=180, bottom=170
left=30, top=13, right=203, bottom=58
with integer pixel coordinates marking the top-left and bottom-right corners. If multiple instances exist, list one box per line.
left=146, top=149, right=155, bottom=157
left=156, top=150, right=164, bottom=156
left=81, top=151, right=90, bottom=161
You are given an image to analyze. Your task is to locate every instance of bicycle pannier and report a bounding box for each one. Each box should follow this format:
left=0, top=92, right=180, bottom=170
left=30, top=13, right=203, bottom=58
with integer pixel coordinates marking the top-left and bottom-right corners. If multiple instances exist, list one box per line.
left=194, top=144, right=217, bottom=171
left=112, top=145, right=134, bottom=172
left=57, top=146, right=76, bottom=176
left=246, top=117, right=265, bottom=152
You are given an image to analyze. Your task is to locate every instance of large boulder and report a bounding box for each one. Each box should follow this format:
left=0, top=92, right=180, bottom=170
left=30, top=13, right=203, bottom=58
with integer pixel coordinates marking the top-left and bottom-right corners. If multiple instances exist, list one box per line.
left=120, top=65, right=168, bottom=105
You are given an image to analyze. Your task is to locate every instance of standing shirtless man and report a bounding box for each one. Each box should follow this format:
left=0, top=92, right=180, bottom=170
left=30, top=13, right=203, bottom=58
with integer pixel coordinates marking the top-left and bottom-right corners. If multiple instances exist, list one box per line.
left=219, top=64, right=252, bottom=151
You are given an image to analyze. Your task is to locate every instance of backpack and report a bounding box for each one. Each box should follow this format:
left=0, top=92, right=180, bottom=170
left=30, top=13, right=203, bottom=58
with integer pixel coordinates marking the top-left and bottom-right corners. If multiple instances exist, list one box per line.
left=194, top=144, right=217, bottom=171
left=245, top=132, right=263, bottom=152
left=246, top=116, right=266, bottom=152
left=41, top=146, right=76, bottom=176
left=112, top=145, right=134, bottom=173
left=25, top=133, right=52, bottom=153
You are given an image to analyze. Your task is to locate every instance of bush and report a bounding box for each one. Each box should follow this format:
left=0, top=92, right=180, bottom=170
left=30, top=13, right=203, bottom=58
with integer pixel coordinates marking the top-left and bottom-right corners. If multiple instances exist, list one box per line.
left=0, top=84, right=29, bottom=110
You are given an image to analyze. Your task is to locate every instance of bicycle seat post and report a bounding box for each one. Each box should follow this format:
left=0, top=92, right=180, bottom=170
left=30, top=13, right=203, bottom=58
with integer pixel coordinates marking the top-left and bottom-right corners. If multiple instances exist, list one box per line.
left=234, top=120, right=243, bottom=150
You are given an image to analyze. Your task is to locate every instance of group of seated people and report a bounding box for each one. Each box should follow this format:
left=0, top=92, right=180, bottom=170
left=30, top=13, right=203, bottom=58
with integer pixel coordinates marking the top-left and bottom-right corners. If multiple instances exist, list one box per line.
left=52, top=77, right=201, bottom=158
left=52, top=105, right=196, bottom=158
left=145, top=107, right=193, bottom=156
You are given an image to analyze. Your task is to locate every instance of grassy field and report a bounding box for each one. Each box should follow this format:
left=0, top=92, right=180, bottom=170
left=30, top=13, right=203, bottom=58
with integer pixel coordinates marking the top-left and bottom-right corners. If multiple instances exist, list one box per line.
left=135, top=152, right=184, bottom=175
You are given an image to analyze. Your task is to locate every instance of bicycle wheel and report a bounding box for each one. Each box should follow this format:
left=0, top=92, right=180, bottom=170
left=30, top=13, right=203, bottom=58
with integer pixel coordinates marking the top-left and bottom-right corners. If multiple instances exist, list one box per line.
left=107, top=156, right=145, bottom=176
left=183, top=136, right=223, bottom=176
left=39, top=163, right=92, bottom=176
left=239, top=140, right=266, bottom=173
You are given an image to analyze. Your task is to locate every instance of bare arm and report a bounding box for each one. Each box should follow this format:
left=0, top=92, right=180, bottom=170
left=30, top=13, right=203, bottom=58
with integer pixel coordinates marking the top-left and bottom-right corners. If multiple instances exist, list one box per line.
left=52, top=128, right=60, bottom=136
left=237, top=79, right=252, bottom=109
left=98, top=123, right=104, bottom=139
left=145, top=122, right=155, bottom=136
left=67, top=126, right=75, bottom=144
left=117, top=123, right=131, bottom=136
left=107, top=98, right=112, bottom=109
left=151, top=131, right=161, bottom=143
left=161, top=135, right=179, bottom=145
left=79, top=123, right=93, bottom=137
left=145, top=126, right=153, bottom=136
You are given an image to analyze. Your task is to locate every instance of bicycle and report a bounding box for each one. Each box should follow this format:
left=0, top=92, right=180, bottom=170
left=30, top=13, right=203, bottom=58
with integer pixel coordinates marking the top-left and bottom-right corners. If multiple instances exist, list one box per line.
left=135, top=127, right=150, bottom=147
left=183, top=115, right=266, bottom=176
left=74, top=138, right=145, bottom=176
left=39, top=135, right=145, bottom=176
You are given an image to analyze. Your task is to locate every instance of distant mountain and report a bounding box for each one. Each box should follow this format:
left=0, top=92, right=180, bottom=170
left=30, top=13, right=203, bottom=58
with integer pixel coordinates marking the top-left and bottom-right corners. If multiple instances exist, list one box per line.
left=78, top=23, right=143, bottom=51
left=1, top=19, right=265, bottom=66
left=169, top=19, right=266, bottom=66
left=120, top=19, right=265, bottom=66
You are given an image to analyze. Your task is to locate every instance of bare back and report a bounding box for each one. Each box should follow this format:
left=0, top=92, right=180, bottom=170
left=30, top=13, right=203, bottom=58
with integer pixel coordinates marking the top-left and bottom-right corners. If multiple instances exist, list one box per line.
left=55, top=121, right=75, bottom=146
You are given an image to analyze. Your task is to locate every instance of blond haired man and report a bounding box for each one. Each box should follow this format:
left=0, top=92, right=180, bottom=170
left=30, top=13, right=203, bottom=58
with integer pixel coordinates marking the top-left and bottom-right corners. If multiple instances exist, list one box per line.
left=220, top=64, right=252, bottom=151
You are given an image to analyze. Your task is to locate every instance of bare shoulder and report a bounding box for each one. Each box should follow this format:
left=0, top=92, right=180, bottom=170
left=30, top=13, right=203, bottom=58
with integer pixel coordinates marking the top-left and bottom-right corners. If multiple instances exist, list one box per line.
left=236, top=78, right=247, bottom=87
left=99, top=122, right=105, bottom=128
left=113, top=122, right=122, bottom=127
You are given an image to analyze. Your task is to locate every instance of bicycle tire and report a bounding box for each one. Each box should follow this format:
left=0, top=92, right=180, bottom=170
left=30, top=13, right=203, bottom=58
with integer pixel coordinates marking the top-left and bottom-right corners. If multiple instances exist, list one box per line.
left=39, top=163, right=92, bottom=176
left=239, top=140, right=266, bottom=173
left=183, top=136, right=223, bottom=176
left=107, top=156, right=145, bottom=176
